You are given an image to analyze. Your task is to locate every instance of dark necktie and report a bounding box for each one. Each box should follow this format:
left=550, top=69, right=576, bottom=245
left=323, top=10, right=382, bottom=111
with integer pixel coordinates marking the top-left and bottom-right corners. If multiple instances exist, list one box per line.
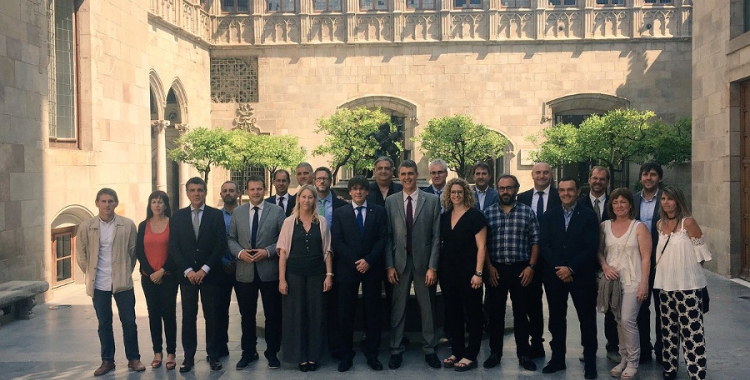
left=594, top=198, right=601, bottom=222
left=356, top=206, right=365, bottom=235
left=251, top=206, right=259, bottom=249
left=536, top=191, right=544, bottom=221
left=406, top=196, right=414, bottom=254
left=278, top=196, right=284, bottom=211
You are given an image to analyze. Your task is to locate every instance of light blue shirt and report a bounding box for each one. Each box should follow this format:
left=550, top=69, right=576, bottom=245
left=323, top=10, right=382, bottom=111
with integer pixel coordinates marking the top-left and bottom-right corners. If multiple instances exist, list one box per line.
left=563, top=202, right=577, bottom=231
left=318, top=192, right=333, bottom=229
left=639, top=191, right=657, bottom=233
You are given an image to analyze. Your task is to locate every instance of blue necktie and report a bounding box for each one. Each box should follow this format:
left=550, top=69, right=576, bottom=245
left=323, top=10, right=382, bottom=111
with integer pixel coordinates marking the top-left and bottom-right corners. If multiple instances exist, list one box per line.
left=536, top=191, right=544, bottom=221
left=250, top=206, right=259, bottom=249
left=356, top=206, right=365, bottom=235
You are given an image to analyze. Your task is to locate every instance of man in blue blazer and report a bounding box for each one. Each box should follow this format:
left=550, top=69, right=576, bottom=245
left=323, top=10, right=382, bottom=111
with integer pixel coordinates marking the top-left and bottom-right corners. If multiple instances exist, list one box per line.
left=472, top=161, right=499, bottom=212
left=384, top=160, right=442, bottom=370
left=228, top=175, right=286, bottom=370
left=331, top=176, right=388, bottom=372
left=169, top=177, right=228, bottom=372
left=539, top=178, right=599, bottom=379
left=265, top=169, right=295, bottom=217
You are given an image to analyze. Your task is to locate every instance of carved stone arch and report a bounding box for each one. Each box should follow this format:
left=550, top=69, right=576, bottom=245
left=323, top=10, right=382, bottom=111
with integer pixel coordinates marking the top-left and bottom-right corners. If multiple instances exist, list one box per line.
left=338, top=95, right=419, bottom=152
left=484, top=129, right=516, bottom=179
left=544, top=92, right=630, bottom=122
left=167, top=77, right=189, bottom=124
left=51, top=205, right=95, bottom=229
left=149, top=69, right=166, bottom=120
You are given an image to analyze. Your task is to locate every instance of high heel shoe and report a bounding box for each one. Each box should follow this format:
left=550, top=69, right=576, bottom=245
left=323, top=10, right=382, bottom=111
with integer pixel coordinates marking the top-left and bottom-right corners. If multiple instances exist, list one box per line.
left=621, top=363, right=637, bottom=379
left=165, top=354, right=176, bottom=370
left=151, top=352, right=163, bottom=368
left=662, top=370, right=677, bottom=380
left=610, top=360, right=627, bottom=377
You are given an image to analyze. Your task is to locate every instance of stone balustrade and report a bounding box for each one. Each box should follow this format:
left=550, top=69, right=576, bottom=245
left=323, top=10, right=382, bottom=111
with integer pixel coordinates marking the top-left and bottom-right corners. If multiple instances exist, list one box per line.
left=148, top=0, right=691, bottom=45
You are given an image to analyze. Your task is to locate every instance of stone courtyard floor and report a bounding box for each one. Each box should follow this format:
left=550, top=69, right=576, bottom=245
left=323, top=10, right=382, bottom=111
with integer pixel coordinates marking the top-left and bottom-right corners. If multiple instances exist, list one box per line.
left=1, top=270, right=748, bottom=380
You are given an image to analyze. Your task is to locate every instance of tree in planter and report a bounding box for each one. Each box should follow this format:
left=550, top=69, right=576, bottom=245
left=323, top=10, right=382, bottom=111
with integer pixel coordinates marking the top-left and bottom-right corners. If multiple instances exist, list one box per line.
left=415, top=114, right=509, bottom=179
left=245, top=134, right=306, bottom=195
left=527, top=109, right=692, bottom=191
left=168, top=127, right=246, bottom=184
left=312, top=107, right=398, bottom=180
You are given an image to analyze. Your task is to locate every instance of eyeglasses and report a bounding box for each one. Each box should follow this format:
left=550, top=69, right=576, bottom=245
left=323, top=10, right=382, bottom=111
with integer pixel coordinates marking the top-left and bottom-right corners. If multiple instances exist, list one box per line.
left=315, top=177, right=330, bottom=182
left=497, top=186, right=518, bottom=192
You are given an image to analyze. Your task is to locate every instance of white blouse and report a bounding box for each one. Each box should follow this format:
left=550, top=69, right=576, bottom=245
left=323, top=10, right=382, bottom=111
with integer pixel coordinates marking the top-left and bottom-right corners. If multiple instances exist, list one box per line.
left=653, top=217, right=711, bottom=291
left=604, top=220, right=643, bottom=292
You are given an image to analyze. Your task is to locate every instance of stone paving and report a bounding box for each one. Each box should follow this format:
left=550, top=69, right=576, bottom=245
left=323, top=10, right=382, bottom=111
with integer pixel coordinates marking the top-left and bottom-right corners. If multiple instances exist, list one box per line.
left=1, top=270, right=748, bottom=380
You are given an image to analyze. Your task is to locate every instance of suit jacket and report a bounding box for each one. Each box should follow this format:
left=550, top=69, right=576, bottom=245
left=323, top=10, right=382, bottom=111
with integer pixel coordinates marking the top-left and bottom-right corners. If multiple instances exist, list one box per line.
left=265, top=194, right=296, bottom=217
left=76, top=215, right=137, bottom=297
left=227, top=202, right=286, bottom=283
left=331, top=203, right=387, bottom=283
left=384, top=190, right=441, bottom=275
left=578, top=193, right=611, bottom=222
left=367, top=181, right=403, bottom=208
left=168, top=205, right=227, bottom=283
left=518, top=187, right=561, bottom=219
left=634, top=189, right=662, bottom=263
left=473, top=186, right=499, bottom=211
left=539, top=203, right=600, bottom=284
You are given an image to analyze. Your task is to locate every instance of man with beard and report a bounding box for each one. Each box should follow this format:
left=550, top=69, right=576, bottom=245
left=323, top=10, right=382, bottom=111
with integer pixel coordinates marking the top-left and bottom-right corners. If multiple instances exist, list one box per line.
left=482, top=175, right=541, bottom=372
left=368, top=156, right=402, bottom=207
left=472, top=161, right=499, bottom=212
left=215, top=181, right=241, bottom=359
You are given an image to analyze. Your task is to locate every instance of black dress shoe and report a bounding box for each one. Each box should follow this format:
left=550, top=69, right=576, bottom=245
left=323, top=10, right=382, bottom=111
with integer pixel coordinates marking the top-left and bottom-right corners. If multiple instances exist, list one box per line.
left=236, top=351, right=258, bottom=369
left=388, top=354, right=403, bottom=369
left=179, top=359, right=194, bottom=373
left=530, top=346, right=546, bottom=359
left=338, top=358, right=353, bottom=372
left=299, top=363, right=309, bottom=372
left=267, top=355, right=281, bottom=369
left=483, top=353, right=501, bottom=368
left=584, top=367, right=598, bottom=379
left=367, top=358, right=383, bottom=371
left=308, top=362, right=318, bottom=371
left=519, top=356, right=537, bottom=371
left=542, top=361, right=567, bottom=374
left=425, top=353, right=441, bottom=369
left=209, top=357, right=222, bottom=371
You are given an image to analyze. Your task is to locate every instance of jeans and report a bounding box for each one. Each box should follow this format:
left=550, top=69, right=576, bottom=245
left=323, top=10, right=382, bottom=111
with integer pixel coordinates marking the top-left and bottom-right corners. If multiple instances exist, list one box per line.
left=93, top=288, right=140, bottom=361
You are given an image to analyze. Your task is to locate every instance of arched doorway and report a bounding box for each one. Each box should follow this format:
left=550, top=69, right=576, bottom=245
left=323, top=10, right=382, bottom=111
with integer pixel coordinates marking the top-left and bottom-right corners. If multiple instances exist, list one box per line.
left=50, top=205, right=94, bottom=287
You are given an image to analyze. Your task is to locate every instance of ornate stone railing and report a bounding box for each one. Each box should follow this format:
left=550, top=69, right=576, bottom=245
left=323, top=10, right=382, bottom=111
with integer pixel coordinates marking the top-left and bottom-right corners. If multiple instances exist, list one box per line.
left=148, top=0, right=691, bottom=46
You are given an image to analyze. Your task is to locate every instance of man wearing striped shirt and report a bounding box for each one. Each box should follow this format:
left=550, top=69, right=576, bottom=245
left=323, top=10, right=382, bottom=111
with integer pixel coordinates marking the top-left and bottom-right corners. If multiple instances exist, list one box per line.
left=482, top=174, right=541, bottom=372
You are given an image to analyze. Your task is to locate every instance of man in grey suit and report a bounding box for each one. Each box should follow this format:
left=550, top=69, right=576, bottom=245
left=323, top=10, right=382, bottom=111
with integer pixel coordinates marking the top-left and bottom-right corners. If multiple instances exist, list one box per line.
left=228, top=175, right=286, bottom=370
left=385, top=160, right=441, bottom=369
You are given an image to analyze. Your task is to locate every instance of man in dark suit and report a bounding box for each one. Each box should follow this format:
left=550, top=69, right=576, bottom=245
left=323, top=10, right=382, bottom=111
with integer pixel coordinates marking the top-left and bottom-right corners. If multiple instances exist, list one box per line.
left=228, top=175, right=286, bottom=370
left=577, top=166, right=619, bottom=362
left=423, top=159, right=448, bottom=209
left=472, top=161, right=499, bottom=212
left=313, top=166, right=349, bottom=360
left=539, top=177, right=599, bottom=379
left=169, top=177, right=228, bottom=372
left=216, top=181, right=240, bottom=360
left=633, top=162, right=664, bottom=363
left=266, top=169, right=295, bottom=217
left=385, top=160, right=442, bottom=369
left=331, top=175, right=388, bottom=372
left=368, top=156, right=403, bottom=207
left=517, top=162, right=559, bottom=358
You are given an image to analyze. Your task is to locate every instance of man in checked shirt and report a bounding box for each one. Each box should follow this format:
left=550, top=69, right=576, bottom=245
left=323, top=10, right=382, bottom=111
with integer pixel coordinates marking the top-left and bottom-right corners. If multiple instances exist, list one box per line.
left=482, top=174, right=541, bottom=372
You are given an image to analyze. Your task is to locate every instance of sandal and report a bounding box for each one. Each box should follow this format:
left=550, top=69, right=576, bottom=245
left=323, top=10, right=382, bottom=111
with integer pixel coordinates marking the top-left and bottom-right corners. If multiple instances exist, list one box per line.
left=610, top=360, right=627, bottom=377
left=454, top=359, right=478, bottom=372
left=165, top=354, right=176, bottom=370
left=621, top=363, right=637, bottom=379
left=151, top=352, right=163, bottom=368
left=443, top=355, right=458, bottom=368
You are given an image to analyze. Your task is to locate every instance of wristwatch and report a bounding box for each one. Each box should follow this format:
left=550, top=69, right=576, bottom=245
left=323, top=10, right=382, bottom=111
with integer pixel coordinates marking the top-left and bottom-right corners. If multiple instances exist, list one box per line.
left=474, top=271, right=483, bottom=277
left=528, top=264, right=536, bottom=270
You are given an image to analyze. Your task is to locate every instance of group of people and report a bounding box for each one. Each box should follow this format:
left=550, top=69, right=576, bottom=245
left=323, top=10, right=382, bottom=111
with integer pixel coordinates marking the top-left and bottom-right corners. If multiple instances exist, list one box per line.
left=75, top=158, right=709, bottom=380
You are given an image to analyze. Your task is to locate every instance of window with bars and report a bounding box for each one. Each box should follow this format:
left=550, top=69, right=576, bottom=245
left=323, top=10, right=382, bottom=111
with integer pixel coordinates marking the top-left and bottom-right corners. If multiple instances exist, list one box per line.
left=360, top=0, right=388, bottom=10
left=502, top=0, right=531, bottom=7
left=210, top=57, right=259, bottom=103
left=455, top=0, right=482, bottom=9
left=268, top=0, right=295, bottom=12
left=49, top=0, right=78, bottom=144
left=314, top=0, right=342, bottom=11
left=222, top=0, right=249, bottom=12
left=231, top=165, right=267, bottom=195
left=596, top=0, right=624, bottom=5
left=52, top=227, right=76, bottom=286
left=549, top=0, right=576, bottom=5
left=406, top=0, right=436, bottom=10
left=644, top=0, right=672, bottom=4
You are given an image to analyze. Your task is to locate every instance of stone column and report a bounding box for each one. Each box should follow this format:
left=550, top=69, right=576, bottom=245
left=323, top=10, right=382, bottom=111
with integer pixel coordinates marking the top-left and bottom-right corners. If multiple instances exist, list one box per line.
left=152, top=120, right=170, bottom=192
left=176, top=123, right=190, bottom=208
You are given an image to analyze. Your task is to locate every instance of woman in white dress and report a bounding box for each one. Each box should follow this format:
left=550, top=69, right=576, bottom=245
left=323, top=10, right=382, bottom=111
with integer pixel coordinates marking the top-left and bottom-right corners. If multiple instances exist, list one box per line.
left=597, top=187, right=651, bottom=379
left=654, top=185, right=710, bottom=380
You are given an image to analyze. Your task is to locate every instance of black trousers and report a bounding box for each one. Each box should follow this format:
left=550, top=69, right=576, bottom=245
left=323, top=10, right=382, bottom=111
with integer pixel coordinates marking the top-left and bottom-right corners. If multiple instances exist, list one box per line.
left=235, top=276, right=282, bottom=357
left=441, top=268, right=483, bottom=361
left=141, top=274, right=178, bottom=354
left=487, top=262, right=535, bottom=358
left=338, top=275, right=382, bottom=360
left=215, top=269, right=235, bottom=356
left=527, top=260, right=545, bottom=348
left=543, top=273, right=598, bottom=370
left=180, top=278, right=220, bottom=360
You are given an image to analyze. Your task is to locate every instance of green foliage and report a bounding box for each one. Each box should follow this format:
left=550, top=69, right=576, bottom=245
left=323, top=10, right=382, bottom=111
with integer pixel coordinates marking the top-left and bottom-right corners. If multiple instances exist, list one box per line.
left=168, top=127, right=246, bottom=183
left=527, top=109, right=691, bottom=172
left=249, top=134, right=306, bottom=175
left=312, top=107, right=397, bottom=178
left=415, top=114, right=509, bottom=178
